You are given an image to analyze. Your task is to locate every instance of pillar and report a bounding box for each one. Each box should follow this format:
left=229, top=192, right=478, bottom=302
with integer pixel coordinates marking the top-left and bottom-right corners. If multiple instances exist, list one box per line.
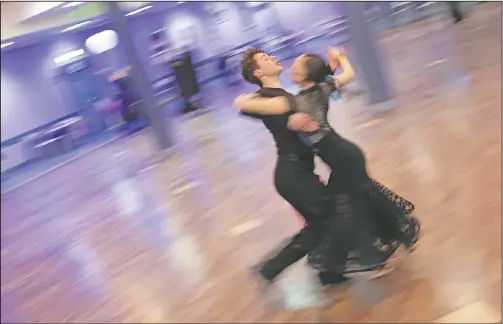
left=107, top=2, right=172, bottom=150
left=379, top=2, right=394, bottom=30
left=346, top=2, right=396, bottom=112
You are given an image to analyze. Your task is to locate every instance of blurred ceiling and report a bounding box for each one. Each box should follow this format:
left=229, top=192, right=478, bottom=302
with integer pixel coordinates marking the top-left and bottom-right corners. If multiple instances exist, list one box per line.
left=1, top=1, right=150, bottom=41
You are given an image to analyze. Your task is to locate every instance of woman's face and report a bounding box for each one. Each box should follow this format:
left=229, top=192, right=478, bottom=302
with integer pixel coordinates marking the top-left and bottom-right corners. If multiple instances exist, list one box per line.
left=289, top=55, right=308, bottom=84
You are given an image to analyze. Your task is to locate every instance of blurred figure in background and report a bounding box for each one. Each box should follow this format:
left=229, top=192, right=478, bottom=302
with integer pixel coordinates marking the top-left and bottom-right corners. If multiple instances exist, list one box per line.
left=110, top=67, right=143, bottom=135
left=448, top=2, right=464, bottom=23
left=169, top=46, right=201, bottom=114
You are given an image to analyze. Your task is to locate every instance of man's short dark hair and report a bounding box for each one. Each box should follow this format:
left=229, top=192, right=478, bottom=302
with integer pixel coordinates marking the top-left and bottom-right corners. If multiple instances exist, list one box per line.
left=240, top=47, right=264, bottom=87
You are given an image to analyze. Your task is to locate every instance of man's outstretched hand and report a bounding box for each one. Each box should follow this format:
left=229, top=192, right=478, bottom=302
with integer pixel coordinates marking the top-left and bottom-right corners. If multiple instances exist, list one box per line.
left=287, top=113, right=319, bottom=132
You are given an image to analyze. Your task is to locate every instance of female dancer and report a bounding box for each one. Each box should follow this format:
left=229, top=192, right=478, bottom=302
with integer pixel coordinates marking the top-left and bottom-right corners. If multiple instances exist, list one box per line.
left=235, top=50, right=420, bottom=274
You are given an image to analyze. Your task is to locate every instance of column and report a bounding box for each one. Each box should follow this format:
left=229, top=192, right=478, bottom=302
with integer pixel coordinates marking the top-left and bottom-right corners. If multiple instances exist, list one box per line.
left=346, top=2, right=396, bottom=112
left=378, top=2, right=394, bottom=30
left=107, top=2, right=172, bottom=150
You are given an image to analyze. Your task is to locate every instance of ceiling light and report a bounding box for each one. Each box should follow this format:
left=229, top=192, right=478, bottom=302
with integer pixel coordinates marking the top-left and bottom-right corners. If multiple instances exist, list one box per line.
left=63, top=2, right=84, bottom=8
left=247, top=2, right=264, bottom=7
left=54, top=49, right=85, bottom=64
left=85, top=30, right=119, bottom=54
left=1, top=42, right=14, bottom=49
left=125, top=5, right=152, bottom=17
left=61, top=20, right=92, bottom=32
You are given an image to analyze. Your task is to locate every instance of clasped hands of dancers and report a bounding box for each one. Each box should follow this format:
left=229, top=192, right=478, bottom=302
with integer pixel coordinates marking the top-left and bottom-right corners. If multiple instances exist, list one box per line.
left=235, top=47, right=420, bottom=293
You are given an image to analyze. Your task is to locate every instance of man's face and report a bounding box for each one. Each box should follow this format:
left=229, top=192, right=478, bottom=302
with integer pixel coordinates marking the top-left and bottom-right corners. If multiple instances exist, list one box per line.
left=252, top=52, right=283, bottom=80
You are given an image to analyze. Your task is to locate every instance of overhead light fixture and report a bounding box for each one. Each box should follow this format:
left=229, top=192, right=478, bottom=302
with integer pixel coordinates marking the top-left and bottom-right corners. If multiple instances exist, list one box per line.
left=85, top=30, right=119, bottom=54
left=63, top=2, right=83, bottom=8
left=1, top=42, right=14, bottom=49
left=125, top=5, right=152, bottom=17
left=61, top=20, right=92, bottom=32
left=54, top=49, right=85, bottom=64
left=247, top=2, right=264, bottom=7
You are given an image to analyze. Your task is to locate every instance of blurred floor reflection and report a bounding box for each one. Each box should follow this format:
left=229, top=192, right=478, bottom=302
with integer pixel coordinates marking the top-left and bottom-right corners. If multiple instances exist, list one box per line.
left=1, top=3, right=501, bottom=323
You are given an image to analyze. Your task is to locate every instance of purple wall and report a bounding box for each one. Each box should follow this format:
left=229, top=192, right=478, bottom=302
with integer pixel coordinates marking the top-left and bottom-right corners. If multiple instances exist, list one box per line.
left=125, top=10, right=166, bottom=81
left=273, top=2, right=343, bottom=32
left=1, top=2, right=343, bottom=142
left=1, top=40, right=69, bottom=142
left=1, top=24, right=131, bottom=142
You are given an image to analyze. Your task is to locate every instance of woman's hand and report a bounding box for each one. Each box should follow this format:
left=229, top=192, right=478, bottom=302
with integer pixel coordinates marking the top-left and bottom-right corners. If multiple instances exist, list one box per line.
left=330, top=47, right=345, bottom=59
left=234, top=93, right=260, bottom=111
left=332, top=48, right=355, bottom=88
left=287, top=113, right=320, bottom=132
left=328, top=48, right=346, bottom=62
left=327, top=47, right=345, bottom=73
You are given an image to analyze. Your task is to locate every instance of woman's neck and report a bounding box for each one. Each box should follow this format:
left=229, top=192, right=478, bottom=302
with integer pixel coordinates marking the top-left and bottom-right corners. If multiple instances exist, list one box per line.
left=300, top=81, right=316, bottom=91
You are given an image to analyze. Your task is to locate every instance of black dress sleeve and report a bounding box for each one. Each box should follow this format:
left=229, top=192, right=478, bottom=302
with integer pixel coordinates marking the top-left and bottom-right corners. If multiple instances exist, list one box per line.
left=320, top=77, right=341, bottom=96
left=284, top=94, right=299, bottom=113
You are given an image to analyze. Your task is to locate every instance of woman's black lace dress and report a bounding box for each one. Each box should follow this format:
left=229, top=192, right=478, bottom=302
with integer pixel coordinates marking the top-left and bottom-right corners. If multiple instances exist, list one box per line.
left=286, top=78, right=420, bottom=274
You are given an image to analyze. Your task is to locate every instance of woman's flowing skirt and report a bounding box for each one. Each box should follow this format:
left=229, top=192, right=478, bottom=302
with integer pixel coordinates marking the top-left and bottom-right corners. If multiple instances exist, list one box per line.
left=308, top=179, right=420, bottom=274
left=306, top=132, right=420, bottom=274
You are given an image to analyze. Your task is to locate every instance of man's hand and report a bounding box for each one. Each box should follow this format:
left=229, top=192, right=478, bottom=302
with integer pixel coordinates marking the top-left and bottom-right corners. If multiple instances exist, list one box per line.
left=234, top=93, right=259, bottom=111
left=287, top=113, right=319, bottom=132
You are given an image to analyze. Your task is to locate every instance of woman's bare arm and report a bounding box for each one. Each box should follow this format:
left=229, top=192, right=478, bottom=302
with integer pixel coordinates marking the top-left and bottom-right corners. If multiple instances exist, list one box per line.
left=234, top=94, right=291, bottom=115
left=321, top=56, right=356, bottom=95
left=327, top=48, right=341, bottom=74
left=333, top=56, right=355, bottom=87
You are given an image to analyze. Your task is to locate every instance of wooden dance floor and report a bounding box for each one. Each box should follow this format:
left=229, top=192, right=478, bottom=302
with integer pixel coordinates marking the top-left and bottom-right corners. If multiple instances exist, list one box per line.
left=1, top=4, right=501, bottom=323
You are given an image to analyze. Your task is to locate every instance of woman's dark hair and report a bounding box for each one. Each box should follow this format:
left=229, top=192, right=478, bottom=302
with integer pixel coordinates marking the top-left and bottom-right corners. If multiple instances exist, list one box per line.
left=304, top=53, right=329, bottom=84
left=303, top=54, right=331, bottom=114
